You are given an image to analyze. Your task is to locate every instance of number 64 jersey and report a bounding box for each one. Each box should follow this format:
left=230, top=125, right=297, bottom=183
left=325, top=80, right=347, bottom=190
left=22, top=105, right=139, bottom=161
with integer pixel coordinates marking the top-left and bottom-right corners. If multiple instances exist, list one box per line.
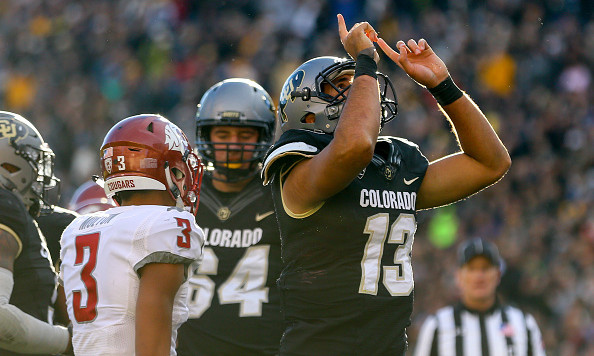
left=60, top=205, right=204, bottom=356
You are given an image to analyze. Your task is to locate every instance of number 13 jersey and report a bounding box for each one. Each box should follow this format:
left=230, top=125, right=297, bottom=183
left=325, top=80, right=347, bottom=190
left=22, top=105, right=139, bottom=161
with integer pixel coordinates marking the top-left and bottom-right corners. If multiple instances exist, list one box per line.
left=262, top=130, right=429, bottom=356
left=60, top=205, right=204, bottom=356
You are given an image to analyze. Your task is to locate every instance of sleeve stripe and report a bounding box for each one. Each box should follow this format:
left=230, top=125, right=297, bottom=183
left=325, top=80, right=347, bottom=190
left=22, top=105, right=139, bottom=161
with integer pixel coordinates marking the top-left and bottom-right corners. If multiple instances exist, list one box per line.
left=262, top=148, right=316, bottom=185
left=262, top=141, right=319, bottom=184
left=277, top=165, right=325, bottom=219
left=0, top=223, right=23, bottom=258
left=133, top=251, right=195, bottom=278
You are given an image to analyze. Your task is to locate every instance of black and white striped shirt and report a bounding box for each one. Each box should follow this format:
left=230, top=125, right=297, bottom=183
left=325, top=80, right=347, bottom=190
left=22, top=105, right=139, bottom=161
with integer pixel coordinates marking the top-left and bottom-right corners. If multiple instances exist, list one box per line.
left=414, top=302, right=546, bottom=356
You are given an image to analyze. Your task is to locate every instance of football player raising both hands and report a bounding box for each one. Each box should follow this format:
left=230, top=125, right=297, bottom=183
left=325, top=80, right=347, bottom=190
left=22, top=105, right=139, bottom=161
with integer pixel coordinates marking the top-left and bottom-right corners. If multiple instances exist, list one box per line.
left=261, top=14, right=510, bottom=355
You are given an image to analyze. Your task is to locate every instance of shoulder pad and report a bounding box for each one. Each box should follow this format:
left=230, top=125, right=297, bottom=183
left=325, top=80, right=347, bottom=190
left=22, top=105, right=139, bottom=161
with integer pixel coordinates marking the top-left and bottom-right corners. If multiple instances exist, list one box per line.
left=0, top=188, right=30, bottom=229
left=376, top=136, right=428, bottom=174
left=262, top=130, right=332, bottom=184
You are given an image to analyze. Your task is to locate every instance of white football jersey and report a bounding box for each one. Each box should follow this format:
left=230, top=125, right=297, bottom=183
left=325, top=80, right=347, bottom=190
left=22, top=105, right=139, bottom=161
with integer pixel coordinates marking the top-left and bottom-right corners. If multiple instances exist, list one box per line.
left=60, top=205, right=204, bottom=356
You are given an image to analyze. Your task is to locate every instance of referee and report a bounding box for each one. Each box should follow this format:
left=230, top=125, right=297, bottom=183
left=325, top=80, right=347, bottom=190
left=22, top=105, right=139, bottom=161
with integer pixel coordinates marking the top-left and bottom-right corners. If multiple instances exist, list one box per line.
left=414, top=238, right=546, bottom=356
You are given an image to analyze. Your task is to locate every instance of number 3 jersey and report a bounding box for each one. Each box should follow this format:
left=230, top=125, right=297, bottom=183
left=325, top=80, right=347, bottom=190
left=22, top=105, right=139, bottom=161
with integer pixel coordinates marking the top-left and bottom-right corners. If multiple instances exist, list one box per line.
left=176, top=177, right=283, bottom=356
left=60, top=205, right=204, bottom=356
left=262, top=130, right=429, bottom=356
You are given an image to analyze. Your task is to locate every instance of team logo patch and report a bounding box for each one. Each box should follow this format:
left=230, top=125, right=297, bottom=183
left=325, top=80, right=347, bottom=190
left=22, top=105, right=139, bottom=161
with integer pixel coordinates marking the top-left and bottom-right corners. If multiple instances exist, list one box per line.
left=0, top=119, right=27, bottom=142
left=104, top=158, right=112, bottom=174
left=279, top=70, right=305, bottom=123
left=384, top=166, right=396, bottom=180
left=164, top=123, right=185, bottom=154
left=217, top=207, right=231, bottom=221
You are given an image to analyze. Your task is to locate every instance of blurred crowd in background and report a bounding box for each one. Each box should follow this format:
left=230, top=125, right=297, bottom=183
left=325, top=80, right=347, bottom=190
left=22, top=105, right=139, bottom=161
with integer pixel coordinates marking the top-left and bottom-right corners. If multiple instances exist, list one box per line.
left=0, top=0, right=592, bottom=354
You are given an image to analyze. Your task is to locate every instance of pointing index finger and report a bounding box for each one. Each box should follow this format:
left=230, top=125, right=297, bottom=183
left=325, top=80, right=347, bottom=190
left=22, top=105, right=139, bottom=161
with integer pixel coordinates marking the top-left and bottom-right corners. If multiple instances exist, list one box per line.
left=337, top=14, right=348, bottom=42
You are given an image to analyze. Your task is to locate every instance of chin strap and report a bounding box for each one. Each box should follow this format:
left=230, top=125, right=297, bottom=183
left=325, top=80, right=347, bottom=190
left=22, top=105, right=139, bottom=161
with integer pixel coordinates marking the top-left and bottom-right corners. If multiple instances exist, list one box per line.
left=175, top=196, right=185, bottom=210
left=164, top=162, right=181, bottom=198
left=165, top=163, right=186, bottom=212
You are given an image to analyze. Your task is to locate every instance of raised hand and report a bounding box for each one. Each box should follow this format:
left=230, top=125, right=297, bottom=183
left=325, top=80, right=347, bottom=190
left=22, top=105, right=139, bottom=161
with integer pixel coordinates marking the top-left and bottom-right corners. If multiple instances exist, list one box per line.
left=377, top=38, right=448, bottom=88
left=337, top=14, right=379, bottom=62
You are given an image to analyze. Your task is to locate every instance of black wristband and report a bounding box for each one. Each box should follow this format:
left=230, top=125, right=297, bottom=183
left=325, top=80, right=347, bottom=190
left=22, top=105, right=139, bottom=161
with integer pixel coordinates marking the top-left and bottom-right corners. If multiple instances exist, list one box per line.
left=354, top=53, right=378, bottom=80
left=428, top=76, right=463, bottom=106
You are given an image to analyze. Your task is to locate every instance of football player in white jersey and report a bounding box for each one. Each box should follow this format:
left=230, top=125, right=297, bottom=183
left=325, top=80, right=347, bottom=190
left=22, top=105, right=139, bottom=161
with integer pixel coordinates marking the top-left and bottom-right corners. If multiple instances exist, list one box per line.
left=60, top=114, right=204, bottom=356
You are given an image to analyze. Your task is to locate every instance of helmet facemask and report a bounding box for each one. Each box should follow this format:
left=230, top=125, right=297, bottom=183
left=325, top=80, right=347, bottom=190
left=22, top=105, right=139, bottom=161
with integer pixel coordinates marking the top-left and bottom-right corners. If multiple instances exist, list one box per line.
left=195, top=78, right=276, bottom=183
left=279, top=56, right=398, bottom=135
left=196, top=126, right=270, bottom=183
left=165, top=147, right=203, bottom=214
left=15, top=139, right=61, bottom=216
left=0, top=112, right=59, bottom=216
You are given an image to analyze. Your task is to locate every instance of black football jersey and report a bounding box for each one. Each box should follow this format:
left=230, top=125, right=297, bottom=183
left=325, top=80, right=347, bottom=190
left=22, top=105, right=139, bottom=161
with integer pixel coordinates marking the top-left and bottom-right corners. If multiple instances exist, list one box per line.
left=0, top=189, right=57, bottom=356
left=36, top=206, right=78, bottom=265
left=262, top=130, right=429, bottom=356
left=176, top=176, right=283, bottom=356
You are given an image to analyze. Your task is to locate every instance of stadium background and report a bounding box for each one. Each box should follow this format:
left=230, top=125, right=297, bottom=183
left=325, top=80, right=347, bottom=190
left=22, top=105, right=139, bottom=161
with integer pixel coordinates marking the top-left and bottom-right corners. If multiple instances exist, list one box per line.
left=0, top=0, right=592, bottom=354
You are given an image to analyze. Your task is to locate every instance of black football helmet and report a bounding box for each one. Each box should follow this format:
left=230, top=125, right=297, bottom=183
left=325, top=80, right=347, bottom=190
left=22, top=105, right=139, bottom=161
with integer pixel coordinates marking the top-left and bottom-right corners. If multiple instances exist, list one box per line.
left=0, top=111, right=59, bottom=216
left=278, top=56, right=397, bottom=134
left=195, top=78, right=276, bottom=182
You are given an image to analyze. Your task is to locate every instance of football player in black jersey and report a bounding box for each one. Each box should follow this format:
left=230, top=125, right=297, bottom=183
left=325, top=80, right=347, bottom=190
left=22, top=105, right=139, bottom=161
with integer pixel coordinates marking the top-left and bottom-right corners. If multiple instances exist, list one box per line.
left=176, top=79, right=283, bottom=356
left=35, top=206, right=78, bottom=328
left=261, top=15, right=511, bottom=356
left=0, top=111, right=73, bottom=355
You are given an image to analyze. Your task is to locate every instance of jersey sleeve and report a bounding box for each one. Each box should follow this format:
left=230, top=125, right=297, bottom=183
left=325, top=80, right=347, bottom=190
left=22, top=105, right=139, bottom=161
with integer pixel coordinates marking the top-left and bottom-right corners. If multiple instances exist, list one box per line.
left=0, top=189, right=30, bottom=257
left=384, top=136, right=429, bottom=175
left=262, top=129, right=333, bottom=185
left=413, top=315, right=438, bottom=356
left=132, top=209, right=204, bottom=274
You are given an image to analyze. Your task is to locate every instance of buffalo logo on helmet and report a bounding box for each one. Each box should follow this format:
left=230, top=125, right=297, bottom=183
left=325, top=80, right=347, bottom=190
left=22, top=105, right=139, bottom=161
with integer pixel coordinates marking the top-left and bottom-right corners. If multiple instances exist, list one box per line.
left=0, top=119, right=28, bottom=142
left=279, top=70, right=305, bottom=123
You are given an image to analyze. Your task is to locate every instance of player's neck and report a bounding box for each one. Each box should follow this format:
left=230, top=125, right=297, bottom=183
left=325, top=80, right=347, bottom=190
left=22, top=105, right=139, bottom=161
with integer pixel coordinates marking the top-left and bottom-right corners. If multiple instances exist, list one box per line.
left=211, top=176, right=254, bottom=193
left=120, top=190, right=175, bottom=207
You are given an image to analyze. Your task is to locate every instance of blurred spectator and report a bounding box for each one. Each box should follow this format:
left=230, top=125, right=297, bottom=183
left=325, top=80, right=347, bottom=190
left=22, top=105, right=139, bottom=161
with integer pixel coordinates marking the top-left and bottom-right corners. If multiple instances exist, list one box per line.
left=0, top=0, right=591, bottom=354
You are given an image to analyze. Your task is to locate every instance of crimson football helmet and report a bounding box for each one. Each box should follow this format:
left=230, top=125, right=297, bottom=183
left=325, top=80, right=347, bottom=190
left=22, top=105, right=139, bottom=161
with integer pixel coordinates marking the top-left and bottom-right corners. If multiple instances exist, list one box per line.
left=278, top=56, right=397, bottom=134
left=68, top=179, right=117, bottom=214
left=0, top=111, right=60, bottom=216
left=100, top=114, right=203, bottom=215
